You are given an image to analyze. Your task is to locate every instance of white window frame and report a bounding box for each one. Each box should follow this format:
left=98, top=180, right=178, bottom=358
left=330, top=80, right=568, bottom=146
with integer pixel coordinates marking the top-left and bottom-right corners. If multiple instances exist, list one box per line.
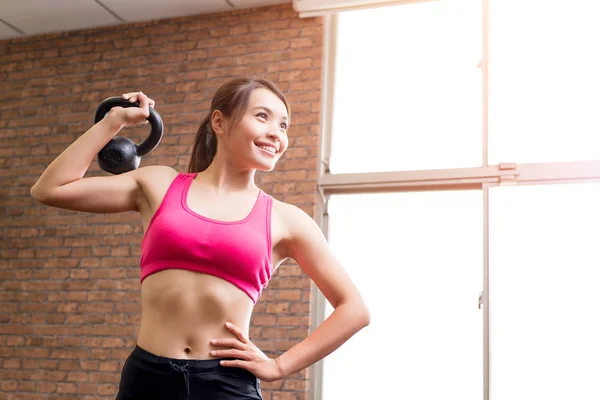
left=309, top=2, right=600, bottom=399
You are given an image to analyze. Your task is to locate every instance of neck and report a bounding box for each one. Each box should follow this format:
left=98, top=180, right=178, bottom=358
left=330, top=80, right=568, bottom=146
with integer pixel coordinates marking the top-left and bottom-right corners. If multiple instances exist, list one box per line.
left=195, top=152, right=258, bottom=193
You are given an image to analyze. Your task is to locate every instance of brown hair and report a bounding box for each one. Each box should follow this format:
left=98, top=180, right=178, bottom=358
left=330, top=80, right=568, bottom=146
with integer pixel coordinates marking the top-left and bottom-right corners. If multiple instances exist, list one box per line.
left=188, top=77, right=290, bottom=173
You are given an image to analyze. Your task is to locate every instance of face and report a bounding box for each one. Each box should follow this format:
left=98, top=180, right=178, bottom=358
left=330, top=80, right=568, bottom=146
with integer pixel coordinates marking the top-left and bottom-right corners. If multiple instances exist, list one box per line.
left=216, top=88, right=289, bottom=171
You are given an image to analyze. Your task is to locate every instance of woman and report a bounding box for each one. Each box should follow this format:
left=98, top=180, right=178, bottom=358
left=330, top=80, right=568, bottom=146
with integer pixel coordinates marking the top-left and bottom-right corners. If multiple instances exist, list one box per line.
left=31, top=77, right=370, bottom=400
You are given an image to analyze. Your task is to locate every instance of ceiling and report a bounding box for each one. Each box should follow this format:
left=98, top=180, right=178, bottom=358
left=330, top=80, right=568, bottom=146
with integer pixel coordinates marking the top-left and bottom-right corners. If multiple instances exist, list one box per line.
left=0, top=0, right=292, bottom=41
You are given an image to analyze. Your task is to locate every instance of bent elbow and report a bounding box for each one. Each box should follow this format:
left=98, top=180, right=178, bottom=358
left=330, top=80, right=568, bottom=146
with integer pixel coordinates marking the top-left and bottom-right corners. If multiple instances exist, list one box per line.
left=30, top=184, right=44, bottom=202
left=361, top=308, right=371, bottom=327
left=30, top=184, right=50, bottom=203
left=351, top=301, right=370, bottom=328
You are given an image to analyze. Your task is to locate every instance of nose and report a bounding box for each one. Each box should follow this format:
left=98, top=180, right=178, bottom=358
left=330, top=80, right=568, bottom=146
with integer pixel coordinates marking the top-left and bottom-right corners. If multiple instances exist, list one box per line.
left=267, top=123, right=283, bottom=141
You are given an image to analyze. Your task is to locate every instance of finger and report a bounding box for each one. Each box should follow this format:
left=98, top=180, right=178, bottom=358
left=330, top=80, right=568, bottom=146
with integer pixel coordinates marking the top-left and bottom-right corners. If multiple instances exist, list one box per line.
left=210, top=338, right=245, bottom=350
left=122, top=92, right=140, bottom=103
left=220, top=359, right=251, bottom=369
left=136, top=92, right=155, bottom=109
left=225, top=322, right=248, bottom=343
left=138, top=92, right=150, bottom=116
left=210, top=349, right=248, bottom=359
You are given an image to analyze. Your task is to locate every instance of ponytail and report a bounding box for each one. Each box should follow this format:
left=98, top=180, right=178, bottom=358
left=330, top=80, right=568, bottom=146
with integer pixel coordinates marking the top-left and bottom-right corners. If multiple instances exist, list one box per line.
left=188, top=113, right=217, bottom=173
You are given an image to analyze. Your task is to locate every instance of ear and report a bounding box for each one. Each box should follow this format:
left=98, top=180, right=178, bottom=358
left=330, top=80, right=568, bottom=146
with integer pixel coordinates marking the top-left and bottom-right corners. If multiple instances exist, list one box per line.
left=211, top=110, right=226, bottom=136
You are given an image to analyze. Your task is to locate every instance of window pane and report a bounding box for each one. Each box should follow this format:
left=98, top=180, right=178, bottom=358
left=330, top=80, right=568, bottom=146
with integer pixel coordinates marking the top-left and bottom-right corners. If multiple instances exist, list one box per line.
left=489, top=183, right=600, bottom=399
left=323, top=191, right=483, bottom=399
left=488, top=1, right=600, bottom=164
left=330, top=0, right=482, bottom=174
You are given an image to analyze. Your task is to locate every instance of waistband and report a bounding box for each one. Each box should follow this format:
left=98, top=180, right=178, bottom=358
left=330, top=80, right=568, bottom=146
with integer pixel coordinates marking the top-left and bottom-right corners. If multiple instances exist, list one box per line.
left=130, top=345, right=250, bottom=376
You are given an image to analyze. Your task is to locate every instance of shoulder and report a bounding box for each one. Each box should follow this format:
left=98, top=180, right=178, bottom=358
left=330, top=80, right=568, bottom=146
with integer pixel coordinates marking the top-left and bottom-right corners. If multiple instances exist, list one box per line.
left=136, top=165, right=180, bottom=179
left=133, top=166, right=186, bottom=216
left=134, top=165, right=181, bottom=197
left=136, top=165, right=180, bottom=186
left=271, top=198, right=312, bottom=223
left=271, top=198, right=323, bottom=259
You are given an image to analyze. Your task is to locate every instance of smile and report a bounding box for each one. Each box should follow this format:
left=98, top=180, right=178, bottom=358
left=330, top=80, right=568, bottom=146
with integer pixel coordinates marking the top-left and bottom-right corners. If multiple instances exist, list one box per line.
left=255, top=144, right=277, bottom=156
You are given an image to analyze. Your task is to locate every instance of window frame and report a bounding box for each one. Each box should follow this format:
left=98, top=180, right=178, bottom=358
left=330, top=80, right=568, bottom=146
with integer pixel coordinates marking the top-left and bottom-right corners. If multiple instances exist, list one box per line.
left=310, top=2, right=600, bottom=399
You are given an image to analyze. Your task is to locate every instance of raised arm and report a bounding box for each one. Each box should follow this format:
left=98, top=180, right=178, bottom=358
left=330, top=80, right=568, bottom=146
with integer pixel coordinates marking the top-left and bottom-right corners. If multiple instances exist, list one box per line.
left=30, top=92, right=155, bottom=214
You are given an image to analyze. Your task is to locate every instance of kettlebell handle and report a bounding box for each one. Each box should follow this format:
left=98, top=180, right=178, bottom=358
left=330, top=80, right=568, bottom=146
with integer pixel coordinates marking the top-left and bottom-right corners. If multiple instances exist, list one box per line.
left=93, top=97, right=164, bottom=157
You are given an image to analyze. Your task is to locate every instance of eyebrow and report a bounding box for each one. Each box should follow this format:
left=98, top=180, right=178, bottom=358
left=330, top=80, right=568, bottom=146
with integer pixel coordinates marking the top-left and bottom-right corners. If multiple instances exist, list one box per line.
left=253, top=106, right=289, bottom=121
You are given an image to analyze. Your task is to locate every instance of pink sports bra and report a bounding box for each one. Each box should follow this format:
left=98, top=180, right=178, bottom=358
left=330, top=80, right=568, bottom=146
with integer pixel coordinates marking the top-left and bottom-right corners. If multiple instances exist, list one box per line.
left=139, top=172, right=273, bottom=303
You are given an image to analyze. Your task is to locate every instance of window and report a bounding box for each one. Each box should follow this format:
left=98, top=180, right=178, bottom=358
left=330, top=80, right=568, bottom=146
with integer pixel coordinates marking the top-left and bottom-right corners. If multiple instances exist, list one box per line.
left=488, top=1, right=600, bottom=164
left=489, top=183, right=600, bottom=399
left=314, top=0, right=600, bottom=399
left=324, top=191, right=483, bottom=399
left=329, top=0, right=482, bottom=173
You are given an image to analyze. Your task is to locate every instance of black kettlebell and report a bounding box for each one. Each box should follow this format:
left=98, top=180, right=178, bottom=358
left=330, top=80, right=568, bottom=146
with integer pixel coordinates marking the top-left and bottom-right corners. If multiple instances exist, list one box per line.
left=93, top=96, right=164, bottom=175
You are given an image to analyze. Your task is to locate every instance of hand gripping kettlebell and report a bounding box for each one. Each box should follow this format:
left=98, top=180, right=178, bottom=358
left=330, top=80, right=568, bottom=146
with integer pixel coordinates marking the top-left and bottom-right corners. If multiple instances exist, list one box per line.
left=93, top=96, right=164, bottom=175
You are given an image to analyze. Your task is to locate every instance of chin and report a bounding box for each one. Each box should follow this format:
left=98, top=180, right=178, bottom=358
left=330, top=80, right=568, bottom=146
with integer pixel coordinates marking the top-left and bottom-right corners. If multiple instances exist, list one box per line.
left=240, top=157, right=276, bottom=172
left=255, top=161, right=277, bottom=172
left=249, top=153, right=281, bottom=172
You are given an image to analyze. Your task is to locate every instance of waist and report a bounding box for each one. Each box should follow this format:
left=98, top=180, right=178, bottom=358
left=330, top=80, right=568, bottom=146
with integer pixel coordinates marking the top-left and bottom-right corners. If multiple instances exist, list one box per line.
left=128, top=345, right=255, bottom=379
left=138, top=269, right=253, bottom=359
left=137, top=312, right=251, bottom=360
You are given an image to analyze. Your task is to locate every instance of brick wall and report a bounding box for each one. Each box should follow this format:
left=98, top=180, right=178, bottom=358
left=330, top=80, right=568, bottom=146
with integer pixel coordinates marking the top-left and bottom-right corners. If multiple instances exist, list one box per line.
left=0, top=4, right=323, bottom=399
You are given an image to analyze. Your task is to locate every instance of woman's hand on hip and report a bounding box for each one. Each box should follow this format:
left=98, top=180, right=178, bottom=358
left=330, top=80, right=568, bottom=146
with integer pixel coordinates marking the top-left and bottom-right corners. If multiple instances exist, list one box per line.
left=210, top=322, right=284, bottom=382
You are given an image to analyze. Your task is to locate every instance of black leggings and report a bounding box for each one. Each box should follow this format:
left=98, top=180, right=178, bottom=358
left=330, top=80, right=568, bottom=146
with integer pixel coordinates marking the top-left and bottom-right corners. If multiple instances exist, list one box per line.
left=116, top=345, right=263, bottom=400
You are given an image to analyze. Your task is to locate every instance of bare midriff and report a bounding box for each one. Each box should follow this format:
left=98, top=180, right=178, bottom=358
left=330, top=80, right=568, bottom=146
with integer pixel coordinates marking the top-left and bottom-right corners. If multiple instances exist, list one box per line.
left=136, top=269, right=254, bottom=360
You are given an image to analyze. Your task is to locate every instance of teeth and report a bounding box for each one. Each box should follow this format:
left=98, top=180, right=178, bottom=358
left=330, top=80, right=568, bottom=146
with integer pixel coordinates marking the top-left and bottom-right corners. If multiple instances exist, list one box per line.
left=257, top=144, right=276, bottom=154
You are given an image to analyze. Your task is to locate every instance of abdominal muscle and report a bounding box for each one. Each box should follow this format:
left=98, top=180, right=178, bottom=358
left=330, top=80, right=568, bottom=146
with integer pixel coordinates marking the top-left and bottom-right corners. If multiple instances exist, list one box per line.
left=136, top=268, right=255, bottom=360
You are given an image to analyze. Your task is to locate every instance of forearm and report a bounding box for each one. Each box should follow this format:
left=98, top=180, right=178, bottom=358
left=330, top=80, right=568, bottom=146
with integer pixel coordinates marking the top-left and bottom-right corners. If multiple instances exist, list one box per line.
left=274, top=301, right=370, bottom=379
left=31, top=116, right=123, bottom=193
